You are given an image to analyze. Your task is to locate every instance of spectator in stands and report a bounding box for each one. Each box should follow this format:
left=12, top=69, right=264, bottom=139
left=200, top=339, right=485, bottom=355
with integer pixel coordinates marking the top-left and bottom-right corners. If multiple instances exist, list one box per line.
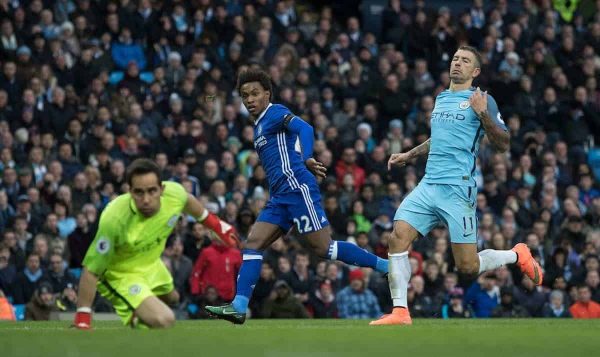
left=0, top=289, right=16, bottom=321
left=492, top=287, right=530, bottom=318
left=569, top=285, right=600, bottom=319
left=25, top=282, right=57, bottom=321
left=542, top=290, right=572, bottom=318
left=47, top=253, right=76, bottom=294
left=0, top=244, right=16, bottom=296
left=261, top=280, right=309, bottom=319
left=12, top=252, right=47, bottom=304
left=309, top=279, right=338, bottom=318
left=163, top=237, right=193, bottom=299
left=336, top=269, right=381, bottom=319
left=465, top=272, right=500, bottom=318
left=189, top=239, right=241, bottom=302
left=441, top=287, right=471, bottom=319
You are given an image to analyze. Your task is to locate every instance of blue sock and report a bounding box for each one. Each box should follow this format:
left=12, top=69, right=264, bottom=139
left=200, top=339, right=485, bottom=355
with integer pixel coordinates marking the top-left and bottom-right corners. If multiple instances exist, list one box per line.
left=327, top=240, right=388, bottom=274
left=231, top=249, right=263, bottom=313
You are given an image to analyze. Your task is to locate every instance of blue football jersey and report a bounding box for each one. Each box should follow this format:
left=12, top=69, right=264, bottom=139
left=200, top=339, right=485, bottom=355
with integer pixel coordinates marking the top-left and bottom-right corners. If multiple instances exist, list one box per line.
left=253, top=103, right=318, bottom=194
left=424, top=88, right=507, bottom=187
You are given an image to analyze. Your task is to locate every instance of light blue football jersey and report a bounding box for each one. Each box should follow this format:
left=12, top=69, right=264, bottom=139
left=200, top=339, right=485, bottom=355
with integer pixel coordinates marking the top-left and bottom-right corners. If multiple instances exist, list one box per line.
left=423, top=88, right=507, bottom=187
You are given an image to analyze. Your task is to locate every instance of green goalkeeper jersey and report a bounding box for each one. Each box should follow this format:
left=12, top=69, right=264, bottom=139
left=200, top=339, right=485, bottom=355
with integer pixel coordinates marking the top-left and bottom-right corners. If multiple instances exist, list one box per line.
left=83, top=181, right=189, bottom=277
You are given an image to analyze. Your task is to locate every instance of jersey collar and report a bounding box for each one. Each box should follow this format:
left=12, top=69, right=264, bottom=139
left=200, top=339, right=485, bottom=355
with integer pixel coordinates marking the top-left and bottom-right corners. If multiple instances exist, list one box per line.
left=254, top=103, right=272, bottom=126
left=129, top=196, right=139, bottom=215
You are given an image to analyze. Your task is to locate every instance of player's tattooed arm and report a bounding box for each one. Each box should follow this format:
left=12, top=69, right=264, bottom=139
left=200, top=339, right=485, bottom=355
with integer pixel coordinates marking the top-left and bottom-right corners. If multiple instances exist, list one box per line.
left=388, top=139, right=430, bottom=170
left=476, top=110, right=510, bottom=153
left=407, top=138, right=431, bottom=159
left=470, top=88, right=510, bottom=153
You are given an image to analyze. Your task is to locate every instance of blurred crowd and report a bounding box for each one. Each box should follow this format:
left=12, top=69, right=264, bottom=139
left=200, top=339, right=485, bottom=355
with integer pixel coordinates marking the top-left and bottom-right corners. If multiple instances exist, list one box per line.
left=1, top=0, right=600, bottom=322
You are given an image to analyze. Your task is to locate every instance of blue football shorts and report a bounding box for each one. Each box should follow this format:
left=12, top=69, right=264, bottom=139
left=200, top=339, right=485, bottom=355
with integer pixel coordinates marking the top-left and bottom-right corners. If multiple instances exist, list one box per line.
left=394, top=182, right=477, bottom=243
left=257, top=184, right=330, bottom=234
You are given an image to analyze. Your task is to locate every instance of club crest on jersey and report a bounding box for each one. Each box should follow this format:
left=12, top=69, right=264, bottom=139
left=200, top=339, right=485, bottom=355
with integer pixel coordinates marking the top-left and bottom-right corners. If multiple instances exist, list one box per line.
left=129, top=284, right=141, bottom=296
left=459, top=100, right=470, bottom=110
left=167, top=214, right=179, bottom=228
left=96, top=237, right=110, bottom=254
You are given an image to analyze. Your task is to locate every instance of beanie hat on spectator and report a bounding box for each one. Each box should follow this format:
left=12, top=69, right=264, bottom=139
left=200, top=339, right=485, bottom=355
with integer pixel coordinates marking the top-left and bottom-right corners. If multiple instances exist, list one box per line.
left=168, top=52, right=182, bottom=63
left=274, top=280, right=290, bottom=289
left=16, top=46, right=31, bottom=57
left=38, top=282, right=53, bottom=295
left=61, top=21, right=74, bottom=34
left=389, top=119, right=403, bottom=130
left=349, top=269, right=365, bottom=282
left=357, top=122, right=372, bottom=136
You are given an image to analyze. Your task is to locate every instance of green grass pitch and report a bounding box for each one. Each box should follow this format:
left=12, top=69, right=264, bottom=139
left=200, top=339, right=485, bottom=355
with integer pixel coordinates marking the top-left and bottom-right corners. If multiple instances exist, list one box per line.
left=1, top=319, right=599, bottom=357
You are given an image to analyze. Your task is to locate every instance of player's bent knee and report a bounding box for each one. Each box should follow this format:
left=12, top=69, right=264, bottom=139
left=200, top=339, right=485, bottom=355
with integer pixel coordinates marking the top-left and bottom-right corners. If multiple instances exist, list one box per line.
left=456, top=262, right=479, bottom=276
left=389, top=230, right=412, bottom=252
left=153, top=310, right=175, bottom=329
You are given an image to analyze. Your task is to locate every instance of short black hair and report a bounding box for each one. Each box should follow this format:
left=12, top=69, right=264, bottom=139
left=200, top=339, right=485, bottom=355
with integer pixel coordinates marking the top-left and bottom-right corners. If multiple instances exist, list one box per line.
left=236, top=69, right=273, bottom=100
left=457, top=45, right=483, bottom=68
left=125, top=158, right=162, bottom=186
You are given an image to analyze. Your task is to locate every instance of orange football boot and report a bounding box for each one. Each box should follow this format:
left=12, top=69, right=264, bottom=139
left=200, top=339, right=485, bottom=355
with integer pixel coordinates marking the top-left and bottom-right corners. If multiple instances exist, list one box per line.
left=369, top=307, right=412, bottom=326
left=512, top=243, right=543, bottom=286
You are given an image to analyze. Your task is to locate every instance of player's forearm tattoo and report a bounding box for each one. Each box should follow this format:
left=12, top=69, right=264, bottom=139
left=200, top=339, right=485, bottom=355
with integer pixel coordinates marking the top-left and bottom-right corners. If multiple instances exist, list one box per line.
left=408, top=139, right=431, bottom=159
left=476, top=110, right=510, bottom=153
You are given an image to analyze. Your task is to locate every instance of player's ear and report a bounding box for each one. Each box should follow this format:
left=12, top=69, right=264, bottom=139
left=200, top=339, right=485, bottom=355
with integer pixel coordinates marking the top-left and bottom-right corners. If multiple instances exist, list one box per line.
left=472, top=67, right=481, bottom=79
left=160, top=183, right=165, bottom=195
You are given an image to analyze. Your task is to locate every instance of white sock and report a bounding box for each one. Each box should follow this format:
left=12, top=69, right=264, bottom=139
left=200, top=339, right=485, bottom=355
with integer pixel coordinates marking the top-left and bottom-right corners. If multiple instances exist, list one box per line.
left=478, top=249, right=517, bottom=274
left=389, top=252, right=411, bottom=308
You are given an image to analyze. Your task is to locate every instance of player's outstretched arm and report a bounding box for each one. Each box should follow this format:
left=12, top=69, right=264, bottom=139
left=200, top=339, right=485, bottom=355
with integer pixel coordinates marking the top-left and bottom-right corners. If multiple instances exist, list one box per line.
left=388, top=139, right=431, bottom=170
left=184, top=194, right=240, bottom=248
left=469, top=88, right=510, bottom=153
left=73, top=268, right=98, bottom=330
left=284, top=115, right=327, bottom=178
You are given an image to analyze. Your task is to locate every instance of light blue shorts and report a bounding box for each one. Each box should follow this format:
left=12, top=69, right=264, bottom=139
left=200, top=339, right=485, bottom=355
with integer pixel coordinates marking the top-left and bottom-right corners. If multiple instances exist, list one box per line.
left=394, top=182, right=477, bottom=243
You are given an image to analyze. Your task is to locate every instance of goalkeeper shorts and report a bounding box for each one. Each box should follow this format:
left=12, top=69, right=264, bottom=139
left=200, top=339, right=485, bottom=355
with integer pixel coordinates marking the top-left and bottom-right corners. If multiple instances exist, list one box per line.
left=97, top=260, right=174, bottom=326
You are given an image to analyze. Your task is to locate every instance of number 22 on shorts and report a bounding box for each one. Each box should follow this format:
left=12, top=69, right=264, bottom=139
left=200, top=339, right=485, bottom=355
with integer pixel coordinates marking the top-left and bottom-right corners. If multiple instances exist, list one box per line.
left=293, top=215, right=313, bottom=234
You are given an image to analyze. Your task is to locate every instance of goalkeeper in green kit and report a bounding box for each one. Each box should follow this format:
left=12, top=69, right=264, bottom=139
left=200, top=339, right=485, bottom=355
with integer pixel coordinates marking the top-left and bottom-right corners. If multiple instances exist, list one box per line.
left=73, top=159, right=239, bottom=329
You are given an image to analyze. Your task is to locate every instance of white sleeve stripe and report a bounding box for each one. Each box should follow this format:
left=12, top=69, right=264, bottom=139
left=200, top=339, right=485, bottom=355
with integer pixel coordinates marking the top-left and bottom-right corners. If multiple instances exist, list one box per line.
left=242, top=254, right=263, bottom=261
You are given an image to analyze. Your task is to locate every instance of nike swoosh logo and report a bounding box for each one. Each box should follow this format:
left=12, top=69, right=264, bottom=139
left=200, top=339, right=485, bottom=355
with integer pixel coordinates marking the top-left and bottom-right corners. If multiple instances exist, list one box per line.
left=221, top=310, right=242, bottom=315
left=463, top=232, right=472, bottom=237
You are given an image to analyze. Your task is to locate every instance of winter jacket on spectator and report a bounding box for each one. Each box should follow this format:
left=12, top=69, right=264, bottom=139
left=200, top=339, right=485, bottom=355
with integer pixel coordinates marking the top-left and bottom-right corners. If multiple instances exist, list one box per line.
left=190, top=242, right=241, bottom=301
left=25, top=283, right=57, bottom=321
left=465, top=282, right=500, bottom=318
left=542, top=303, right=572, bottom=318
left=0, top=294, right=16, bottom=321
left=512, top=282, right=547, bottom=317
left=569, top=300, right=600, bottom=319
left=261, top=280, right=309, bottom=319
left=308, top=281, right=338, bottom=319
left=336, top=270, right=381, bottom=319
left=11, top=258, right=47, bottom=304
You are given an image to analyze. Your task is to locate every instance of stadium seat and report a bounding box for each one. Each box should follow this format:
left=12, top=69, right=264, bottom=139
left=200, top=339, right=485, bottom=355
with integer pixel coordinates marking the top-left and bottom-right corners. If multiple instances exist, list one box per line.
left=108, top=71, right=124, bottom=85
left=588, top=148, right=600, bottom=181
left=13, top=304, right=25, bottom=321
left=68, top=268, right=82, bottom=280
left=187, top=303, right=199, bottom=315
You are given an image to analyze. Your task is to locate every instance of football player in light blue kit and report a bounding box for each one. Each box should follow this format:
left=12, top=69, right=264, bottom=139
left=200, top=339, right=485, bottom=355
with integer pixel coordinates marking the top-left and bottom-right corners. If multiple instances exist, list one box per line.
left=206, top=69, right=388, bottom=324
left=371, top=46, right=543, bottom=325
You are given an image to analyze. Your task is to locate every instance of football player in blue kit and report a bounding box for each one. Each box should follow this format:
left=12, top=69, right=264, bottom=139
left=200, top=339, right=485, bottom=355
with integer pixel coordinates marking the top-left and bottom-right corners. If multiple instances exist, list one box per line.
left=370, top=46, right=543, bottom=326
left=205, top=69, right=389, bottom=324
